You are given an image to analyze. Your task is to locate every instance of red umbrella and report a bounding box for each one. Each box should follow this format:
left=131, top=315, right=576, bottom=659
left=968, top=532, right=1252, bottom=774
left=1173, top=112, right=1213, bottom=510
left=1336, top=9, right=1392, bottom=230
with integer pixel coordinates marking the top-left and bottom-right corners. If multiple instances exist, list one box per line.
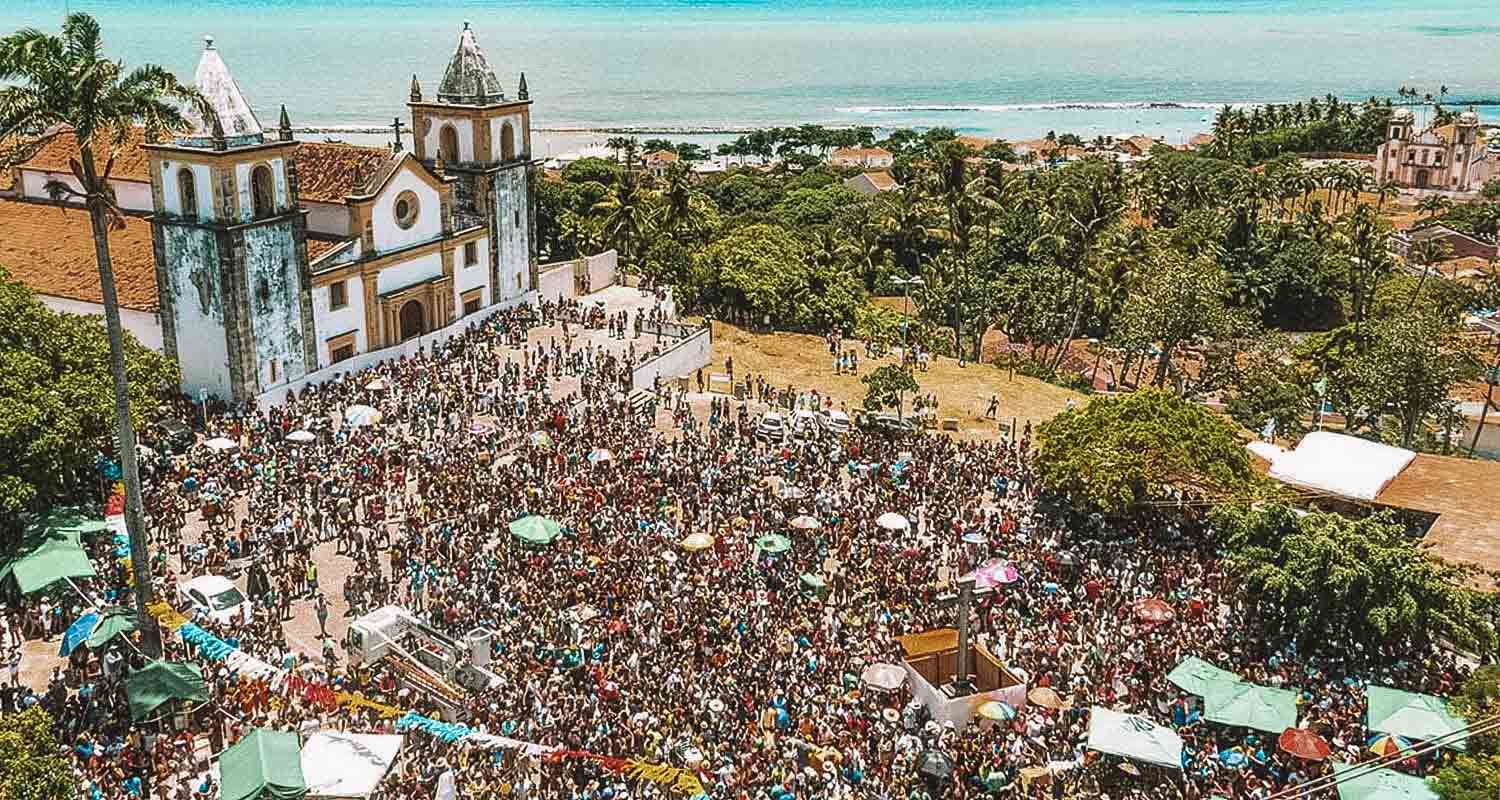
left=1134, top=598, right=1176, bottom=624
left=1278, top=728, right=1332, bottom=761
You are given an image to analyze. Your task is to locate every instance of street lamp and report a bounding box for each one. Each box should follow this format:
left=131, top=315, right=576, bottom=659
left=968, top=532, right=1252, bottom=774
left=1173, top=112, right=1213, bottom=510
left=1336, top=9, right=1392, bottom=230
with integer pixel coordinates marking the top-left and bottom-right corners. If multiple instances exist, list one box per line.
left=891, top=276, right=926, bottom=348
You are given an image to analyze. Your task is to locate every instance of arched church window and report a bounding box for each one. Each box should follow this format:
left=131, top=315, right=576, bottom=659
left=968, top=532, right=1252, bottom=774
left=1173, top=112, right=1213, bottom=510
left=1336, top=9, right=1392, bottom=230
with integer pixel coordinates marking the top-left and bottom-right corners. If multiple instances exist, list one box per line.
left=501, top=122, right=516, bottom=162
left=177, top=168, right=197, bottom=221
left=251, top=165, right=276, bottom=219
left=439, top=124, right=460, bottom=164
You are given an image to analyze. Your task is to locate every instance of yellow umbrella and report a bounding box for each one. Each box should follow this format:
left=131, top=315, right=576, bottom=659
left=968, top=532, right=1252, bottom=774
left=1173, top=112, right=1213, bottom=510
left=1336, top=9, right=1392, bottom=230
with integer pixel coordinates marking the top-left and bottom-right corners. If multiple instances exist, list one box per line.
left=681, top=532, right=715, bottom=551
left=977, top=700, right=1016, bottom=721
left=1028, top=687, right=1071, bottom=710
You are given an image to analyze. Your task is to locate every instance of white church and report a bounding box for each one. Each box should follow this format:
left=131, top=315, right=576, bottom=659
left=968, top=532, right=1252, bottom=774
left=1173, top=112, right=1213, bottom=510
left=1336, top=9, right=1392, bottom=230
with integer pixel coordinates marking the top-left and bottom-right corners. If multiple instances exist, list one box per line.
left=0, top=22, right=536, bottom=404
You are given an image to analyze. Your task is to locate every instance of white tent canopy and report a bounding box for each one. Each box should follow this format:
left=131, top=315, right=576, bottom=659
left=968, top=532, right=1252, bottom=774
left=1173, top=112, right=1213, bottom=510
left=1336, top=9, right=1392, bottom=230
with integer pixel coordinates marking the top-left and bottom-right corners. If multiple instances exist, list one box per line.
left=1086, top=706, right=1183, bottom=769
left=1262, top=431, right=1415, bottom=501
left=301, top=732, right=402, bottom=799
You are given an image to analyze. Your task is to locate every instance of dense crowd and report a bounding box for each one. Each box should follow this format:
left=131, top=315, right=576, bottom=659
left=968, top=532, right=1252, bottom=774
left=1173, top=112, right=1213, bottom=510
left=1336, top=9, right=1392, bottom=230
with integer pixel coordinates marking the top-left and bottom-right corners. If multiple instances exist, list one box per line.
left=1, top=289, right=1473, bottom=800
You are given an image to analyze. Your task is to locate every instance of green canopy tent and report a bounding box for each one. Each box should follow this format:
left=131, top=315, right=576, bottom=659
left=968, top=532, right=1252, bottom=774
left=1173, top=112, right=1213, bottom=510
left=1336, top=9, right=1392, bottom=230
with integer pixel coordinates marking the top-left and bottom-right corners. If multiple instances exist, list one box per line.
left=221, top=729, right=306, bottom=800
left=1085, top=706, right=1184, bottom=769
left=87, top=607, right=138, bottom=649
left=126, top=660, right=208, bottom=722
left=1329, top=761, right=1438, bottom=800
left=1366, top=686, right=1468, bottom=751
left=1202, top=679, right=1298, bottom=733
left=30, top=507, right=109, bottom=537
left=0, top=529, right=97, bottom=596
left=1167, top=656, right=1242, bottom=697
left=508, top=515, right=562, bottom=546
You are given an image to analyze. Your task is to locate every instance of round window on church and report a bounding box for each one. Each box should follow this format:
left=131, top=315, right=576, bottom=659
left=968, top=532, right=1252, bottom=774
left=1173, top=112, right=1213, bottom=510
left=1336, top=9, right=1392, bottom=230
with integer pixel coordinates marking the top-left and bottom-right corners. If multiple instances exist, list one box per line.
left=394, top=190, right=420, bottom=230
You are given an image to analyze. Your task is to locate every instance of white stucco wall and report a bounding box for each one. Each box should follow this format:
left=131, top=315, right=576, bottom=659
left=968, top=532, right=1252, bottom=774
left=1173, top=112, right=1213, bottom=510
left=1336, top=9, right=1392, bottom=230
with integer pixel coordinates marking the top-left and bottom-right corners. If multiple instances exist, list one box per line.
left=160, top=226, right=233, bottom=402
left=304, top=201, right=351, bottom=237
left=312, top=273, right=367, bottom=367
left=453, top=238, right=491, bottom=310
left=586, top=250, right=617, bottom=293
left=375, top=251, right=443, bottom=295
left=488, top=112, right=528, bottom=161
left=423, top=117, right=475, bottom=163
left=631, top=327, right=711, bottom=391
left=537, top=260, right=575, bottom=302
left=20, top=171, right=154, bottom=212
left=37, top=295, right=164, bottom=351
left=492, top=167, right=531, bottom=301
left=372, top=169, right=442, bottom=253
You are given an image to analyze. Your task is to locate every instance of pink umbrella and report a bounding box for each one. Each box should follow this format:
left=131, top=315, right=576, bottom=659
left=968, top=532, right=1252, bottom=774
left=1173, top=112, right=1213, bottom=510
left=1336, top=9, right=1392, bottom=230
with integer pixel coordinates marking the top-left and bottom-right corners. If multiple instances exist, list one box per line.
left=970, top=559, right=1020, bottom=588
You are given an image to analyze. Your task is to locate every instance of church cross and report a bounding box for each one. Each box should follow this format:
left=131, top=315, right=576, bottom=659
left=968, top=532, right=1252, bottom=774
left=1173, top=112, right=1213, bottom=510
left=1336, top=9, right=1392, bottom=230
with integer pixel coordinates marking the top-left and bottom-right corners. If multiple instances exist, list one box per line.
left=935, top=575, right=995, bottom=696
left=392, top=118, right=406, bottom=153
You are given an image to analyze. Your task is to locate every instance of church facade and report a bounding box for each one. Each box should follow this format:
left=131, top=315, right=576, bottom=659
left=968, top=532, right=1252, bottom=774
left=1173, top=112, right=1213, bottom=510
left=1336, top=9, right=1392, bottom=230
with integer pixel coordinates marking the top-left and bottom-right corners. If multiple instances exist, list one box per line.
left=0, top=23, right=537, bottom=404
left=1374, top=108, right=1495, bottom=193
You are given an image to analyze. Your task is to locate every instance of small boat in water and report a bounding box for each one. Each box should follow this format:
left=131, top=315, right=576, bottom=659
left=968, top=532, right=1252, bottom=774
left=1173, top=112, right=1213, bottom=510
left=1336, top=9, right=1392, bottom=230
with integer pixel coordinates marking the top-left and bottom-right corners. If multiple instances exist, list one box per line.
left=323, top=137, right=344, bottom=144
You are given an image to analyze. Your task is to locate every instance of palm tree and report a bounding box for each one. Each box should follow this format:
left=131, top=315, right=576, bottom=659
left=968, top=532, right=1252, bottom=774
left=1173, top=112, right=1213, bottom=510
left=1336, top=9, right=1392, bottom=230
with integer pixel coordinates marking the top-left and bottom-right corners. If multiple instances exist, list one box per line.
left=593, top=169, right=649, bottom=266
left=1417, top=194, right=1452, bottom=222
left=0, top=13, right=207, bottom=658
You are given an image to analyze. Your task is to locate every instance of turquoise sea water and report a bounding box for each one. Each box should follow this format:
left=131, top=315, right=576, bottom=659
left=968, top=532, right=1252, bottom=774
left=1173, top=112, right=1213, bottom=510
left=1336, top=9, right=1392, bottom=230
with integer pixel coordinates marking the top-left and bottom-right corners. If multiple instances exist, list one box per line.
left=4, top=0, right=1500, bottom=145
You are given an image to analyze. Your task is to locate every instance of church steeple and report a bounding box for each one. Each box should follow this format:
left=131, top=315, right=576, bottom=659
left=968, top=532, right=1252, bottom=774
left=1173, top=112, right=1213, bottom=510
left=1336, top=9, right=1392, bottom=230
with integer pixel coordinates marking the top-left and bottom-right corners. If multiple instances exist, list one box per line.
left=278, top=105, right=293, bottom=142
left=436, top=21, right=505, bottom=105
left=517, top=72, right=529, bottom=101
left=181, top=34, right=264, bottom=148
left=410, top=74, right=423, bottom=103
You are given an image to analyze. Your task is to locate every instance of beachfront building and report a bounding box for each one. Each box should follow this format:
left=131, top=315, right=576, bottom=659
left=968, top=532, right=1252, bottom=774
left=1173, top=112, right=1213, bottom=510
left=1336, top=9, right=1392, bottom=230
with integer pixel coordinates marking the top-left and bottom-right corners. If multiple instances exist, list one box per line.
left=1375, top=109, right=1493, bottom=193
left=830, top=147, right=894, bottom=169
left=844, top=170, right=899, bottom=197
left=0, top=23, right=536, bottom=403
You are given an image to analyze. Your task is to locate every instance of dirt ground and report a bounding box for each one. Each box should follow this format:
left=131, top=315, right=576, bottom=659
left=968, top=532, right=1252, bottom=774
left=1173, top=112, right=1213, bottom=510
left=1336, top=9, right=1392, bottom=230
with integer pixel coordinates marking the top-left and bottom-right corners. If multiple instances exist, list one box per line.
left=704, top=320, right=1083, bottom=440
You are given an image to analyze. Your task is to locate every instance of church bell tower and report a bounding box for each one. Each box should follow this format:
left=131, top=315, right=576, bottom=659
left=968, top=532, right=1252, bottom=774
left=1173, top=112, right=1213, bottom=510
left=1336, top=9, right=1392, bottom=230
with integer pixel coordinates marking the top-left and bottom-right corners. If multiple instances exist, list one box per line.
left=144, top=36, right=316, bottom=403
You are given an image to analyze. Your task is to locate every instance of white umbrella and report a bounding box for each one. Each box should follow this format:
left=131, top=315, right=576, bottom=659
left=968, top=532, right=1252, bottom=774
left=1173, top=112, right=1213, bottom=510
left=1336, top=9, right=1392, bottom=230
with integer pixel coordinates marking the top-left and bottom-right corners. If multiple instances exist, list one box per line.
left=285, top=430, right=316, bottom=444
left=661, top=551, right=678, bottom=564
left=862, top=663, right=908, bottom=692
left=588, top=448, right=614, bottom=464
left=205, top=437, right=238, bottom=453
left=344, top=405, right=382, bottom=427
left=495, top=453, right=521, bottom=468
left=778, top=486, right=807, bottom=500
left=365, top=377, right=388, bottom=391
left=790, top=515, right=822, bottom=531
left=680, top=532, right=715, bottom=551
left=876, top=512, right=910, bottom=531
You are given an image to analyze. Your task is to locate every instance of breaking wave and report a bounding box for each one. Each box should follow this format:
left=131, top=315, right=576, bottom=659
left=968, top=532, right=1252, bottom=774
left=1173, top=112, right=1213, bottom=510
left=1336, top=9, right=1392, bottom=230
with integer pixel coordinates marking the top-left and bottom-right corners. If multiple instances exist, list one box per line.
left=834, top=101, right=1250, bottom=114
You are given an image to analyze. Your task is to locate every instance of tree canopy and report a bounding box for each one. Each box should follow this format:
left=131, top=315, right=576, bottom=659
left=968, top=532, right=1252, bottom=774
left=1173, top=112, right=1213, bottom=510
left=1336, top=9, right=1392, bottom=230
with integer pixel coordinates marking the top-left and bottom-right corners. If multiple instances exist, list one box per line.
left=1034, top=390, right=1262, bottom=517
left=0, top=266, right=175, bottom=525
left=861, top=364, right=920, bottom=417
left=0, top=707, right=73, bottom=800
left=1214, top=504, right=1497, bottom=653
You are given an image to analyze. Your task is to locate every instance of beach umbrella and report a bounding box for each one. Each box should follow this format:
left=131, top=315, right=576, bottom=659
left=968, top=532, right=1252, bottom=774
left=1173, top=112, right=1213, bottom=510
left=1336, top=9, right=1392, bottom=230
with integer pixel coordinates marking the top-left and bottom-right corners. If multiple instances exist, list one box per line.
left=364, top=377, right=388, bottom=391
left=285, top=430, right=315, bottom=444
left=495, top=453, right=521, bottom=468
left=1167, top=656, right=1242, bottom=698
left=755, top=534, right=791, bottom=554
left=680, top=532, right=715, bottom=551
left=916, top=751, right=954, bottom=784
left=1367, top=734, right=1413, bottom=758
left=778, top=486, right=807, bottom=501
left=1134, top=598, right=1176, bottom=624
left=344, top=405, right=382, bottom=427
left=87, top=607, right=138, bottom=650
left=1366, top=686, right=1469, bottom=750
left=60, top=610, right=100, bottom=656
left=509, top=515, right=562, bottom=546
left=1329, top=760, right=1439, bottom=800
left=661, top=551, right=678, bottom=564
left=800, top=573, right=826, bottom=590
left=961, top=532, right=985, bottom=545
left=977, top=701, right=1017, bottom=721
left=861, top=663, right=907, bottom=692
left=588, top=448, right=614, bottom=464
left=205, top=437, right=239, bottom=453
left=876, top=512, right=909, bottom=531
left=789, top=515, right=821, bottom=531
left=470, top=421, right=495, bottom=435
left=1203, top=679, right=1298, bottom=733
left=528, top=430, right=553, bottom=448
left=1279, top=728, right=1332, bottom=761
left=1119, top=762, right=1141, bottom=776
left=970, top=558, right=1020, bottom=588
left=1028, top=687, right=1070, bottom=710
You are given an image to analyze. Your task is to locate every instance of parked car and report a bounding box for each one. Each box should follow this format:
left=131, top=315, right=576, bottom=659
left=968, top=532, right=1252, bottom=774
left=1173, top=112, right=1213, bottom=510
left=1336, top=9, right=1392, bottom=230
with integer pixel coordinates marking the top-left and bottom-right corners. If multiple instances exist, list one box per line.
left=179, top=575, right=252, bottom=625
left=154, top=419, right=196, bottom=455
left=819, top=409, right=851, bottom=436
left=755, top=412, right=787, bottom=443
left=859, top=411, right=916, bottom=438
left=789, top=409, right=821, bottom=440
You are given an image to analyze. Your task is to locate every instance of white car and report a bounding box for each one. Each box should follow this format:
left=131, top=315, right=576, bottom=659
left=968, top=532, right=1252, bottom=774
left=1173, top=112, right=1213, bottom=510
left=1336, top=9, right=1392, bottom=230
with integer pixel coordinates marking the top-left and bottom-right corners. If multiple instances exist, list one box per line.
left=789, top=409, right=820, bottom=440
left=755, top=412, right=787, bottom=443
left=819, top=409, right=851, bottom=436
left=179, top=575, right=252, bottom=625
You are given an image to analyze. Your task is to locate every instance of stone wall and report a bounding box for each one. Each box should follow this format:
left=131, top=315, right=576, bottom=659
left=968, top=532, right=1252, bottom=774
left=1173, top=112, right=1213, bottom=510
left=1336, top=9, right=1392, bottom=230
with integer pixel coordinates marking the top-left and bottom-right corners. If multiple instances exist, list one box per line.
left=631, top=324, right=712, bottom=392
left=241, top=223, right=309, bottom=393
left=160, top=225, right=234, bottom=402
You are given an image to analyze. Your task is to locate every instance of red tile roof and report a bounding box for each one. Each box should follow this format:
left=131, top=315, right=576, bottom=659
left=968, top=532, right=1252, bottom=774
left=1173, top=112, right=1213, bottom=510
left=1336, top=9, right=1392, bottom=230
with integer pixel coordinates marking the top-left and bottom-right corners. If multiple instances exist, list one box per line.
left=0, top=200, right=159, bottom=311
left=17, top=126, right=155, bottom=182
left=294, top=142, right=394, bottom=203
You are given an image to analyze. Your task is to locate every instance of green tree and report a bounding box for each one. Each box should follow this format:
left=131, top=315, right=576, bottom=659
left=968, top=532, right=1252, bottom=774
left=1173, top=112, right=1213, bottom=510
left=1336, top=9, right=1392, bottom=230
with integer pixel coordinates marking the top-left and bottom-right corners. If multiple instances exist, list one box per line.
left=561, top=157, right=621, bottom=186
left=1434, top=755, right=1500, bottom=800
left=1, top=12, right=207, bottom=658
left=1035, top=389, right=1262, bottom=517
left=593, top=170, right=651, bottom=266
left=1223, top=335, right=1318, bottom=440
left=1342, top=307, right=1482, bottom=448
left=1215, top=505, right=1496, bottom=653
left=1112, top=245, right=1250, bottom=388
left=861, top=364, right=919, bottom=418
left=0, top=706, right=73, bottom=800
left=0, top=267, right=176, bottom=529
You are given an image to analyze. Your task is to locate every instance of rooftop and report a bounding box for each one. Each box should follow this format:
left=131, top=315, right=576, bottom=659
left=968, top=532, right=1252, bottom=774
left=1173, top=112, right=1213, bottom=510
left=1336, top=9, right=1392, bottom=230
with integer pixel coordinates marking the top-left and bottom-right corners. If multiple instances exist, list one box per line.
left=180, top=36, right=264, bottom=148
left=0, top=200, right=158, bottom=311
left=831, top=147, right=892, bottom=158
left=294, top=142, right=396, bottom=202
left=18, top=126, right=153, bottom=182
left=436, top=22, right=506, bottom=105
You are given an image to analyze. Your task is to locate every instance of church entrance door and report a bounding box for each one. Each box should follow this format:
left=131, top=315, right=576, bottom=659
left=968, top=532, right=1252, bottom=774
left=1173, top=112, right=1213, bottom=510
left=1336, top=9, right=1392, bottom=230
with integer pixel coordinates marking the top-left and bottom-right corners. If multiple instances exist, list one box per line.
left=399, top=300, right=425, bottom=341
left=1416, top=170, right=1430, bottom=189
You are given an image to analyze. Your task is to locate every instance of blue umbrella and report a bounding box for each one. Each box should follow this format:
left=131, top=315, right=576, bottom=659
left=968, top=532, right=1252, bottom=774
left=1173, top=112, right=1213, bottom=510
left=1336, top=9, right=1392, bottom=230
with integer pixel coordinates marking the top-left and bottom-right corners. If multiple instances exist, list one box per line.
left=59, top=610, right=100, bottom=656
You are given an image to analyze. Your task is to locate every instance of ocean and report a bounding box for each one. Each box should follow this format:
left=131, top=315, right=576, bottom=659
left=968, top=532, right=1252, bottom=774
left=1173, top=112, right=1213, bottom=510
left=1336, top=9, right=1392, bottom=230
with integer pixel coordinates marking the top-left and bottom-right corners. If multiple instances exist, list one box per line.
left=4, top=0, right=1500, bottom=152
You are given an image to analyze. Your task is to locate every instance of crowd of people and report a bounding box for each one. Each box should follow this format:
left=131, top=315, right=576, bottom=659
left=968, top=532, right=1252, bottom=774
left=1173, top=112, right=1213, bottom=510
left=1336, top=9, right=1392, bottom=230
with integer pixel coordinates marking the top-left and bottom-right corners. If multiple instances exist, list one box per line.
left=2, top=288, right=1475, bottom=800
